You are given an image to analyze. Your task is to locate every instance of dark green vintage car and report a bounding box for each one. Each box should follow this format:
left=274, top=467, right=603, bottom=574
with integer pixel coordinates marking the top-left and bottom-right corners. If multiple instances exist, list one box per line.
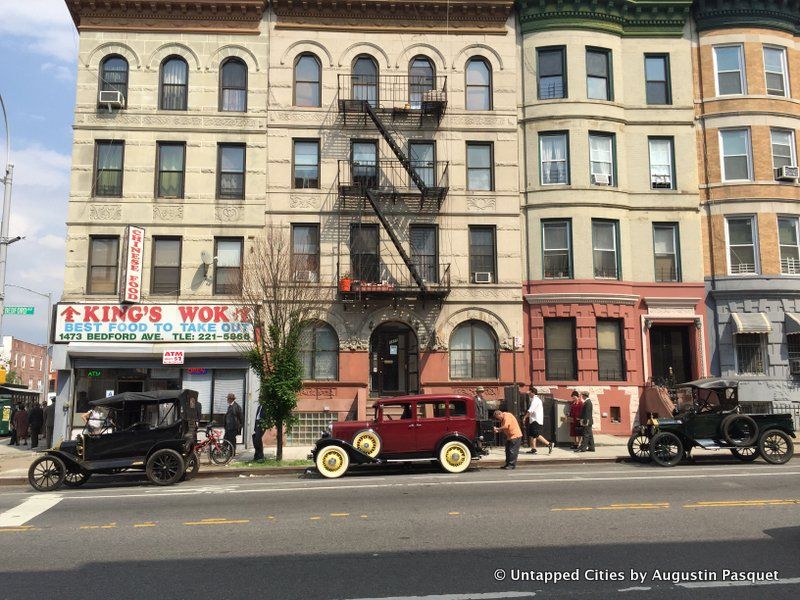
left=28, top=390, right=199, bottom=491
left=628, top=378, right=795, bottom=467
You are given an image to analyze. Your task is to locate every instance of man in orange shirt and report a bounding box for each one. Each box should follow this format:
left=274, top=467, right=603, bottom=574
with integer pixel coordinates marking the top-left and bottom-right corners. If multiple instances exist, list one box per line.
left=493, top=409, right=523, bottom=469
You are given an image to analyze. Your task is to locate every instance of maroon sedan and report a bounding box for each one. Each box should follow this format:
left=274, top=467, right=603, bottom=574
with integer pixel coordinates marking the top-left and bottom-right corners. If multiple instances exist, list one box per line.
left=311, top=394, right=490, bottom=478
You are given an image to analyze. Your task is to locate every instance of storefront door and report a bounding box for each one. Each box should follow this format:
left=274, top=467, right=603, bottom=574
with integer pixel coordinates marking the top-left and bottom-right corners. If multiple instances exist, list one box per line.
left=650, top=325, right=692, bottom=384
left=370, top=323, right=419, bottom=397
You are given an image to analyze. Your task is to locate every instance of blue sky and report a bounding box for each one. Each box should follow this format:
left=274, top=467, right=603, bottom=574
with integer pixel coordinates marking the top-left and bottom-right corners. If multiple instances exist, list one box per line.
left=0, top=1, right=77, bottom=344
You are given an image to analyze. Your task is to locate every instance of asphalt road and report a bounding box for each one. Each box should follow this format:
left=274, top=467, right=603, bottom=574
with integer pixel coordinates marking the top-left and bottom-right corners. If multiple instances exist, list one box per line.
left=0, top=458, right=798, bottom=600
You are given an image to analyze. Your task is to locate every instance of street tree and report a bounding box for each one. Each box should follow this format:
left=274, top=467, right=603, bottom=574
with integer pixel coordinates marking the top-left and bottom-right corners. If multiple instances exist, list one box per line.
left=236, top=226, right=323, bottom=460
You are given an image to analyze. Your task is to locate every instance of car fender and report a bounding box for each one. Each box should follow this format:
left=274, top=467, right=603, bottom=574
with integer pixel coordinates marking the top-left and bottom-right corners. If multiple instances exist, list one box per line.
left=145, top=440, right=192, bottom=462
left=313, top=438, right=378, bottom=464
left=40, top=450, right=84, bottom=473
left=435, top=433, right=478, bottom=457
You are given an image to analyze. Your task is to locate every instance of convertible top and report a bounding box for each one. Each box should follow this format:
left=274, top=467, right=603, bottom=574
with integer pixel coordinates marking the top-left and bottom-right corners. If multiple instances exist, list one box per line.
left=90, top=389, right=195, bottom=407
left=678, top=377, right=740, bottom=390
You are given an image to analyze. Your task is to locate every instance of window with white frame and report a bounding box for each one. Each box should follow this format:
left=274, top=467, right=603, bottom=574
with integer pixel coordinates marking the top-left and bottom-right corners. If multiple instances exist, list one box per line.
left=592, top=219, right=619, bottom=279
left=648, top=137, right=674, bottom=189
left=653, top=223, right=680, bottom=282
left=778, top=217, right=800, bottom=275
left=714, top=45, right=745, bottom=95
left=763, top=46, right=789, bottom=97
left=720, top=129, right=752, bottom=181
left=726, top=216, right=757, bottom=275
left=589, top=133, right=614, bottom=185
left=735, top=333, right=766, bottom=375
left=542, top=220, right=572, bottom=279
left=540, top=133, right=569, bottom=185
left=771, top=128, right=797, bottom=179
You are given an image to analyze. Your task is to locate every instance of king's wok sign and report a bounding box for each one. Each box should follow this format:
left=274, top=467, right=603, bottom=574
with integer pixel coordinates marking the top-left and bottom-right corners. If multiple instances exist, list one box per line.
left=54, top=303, right=253, bottom=343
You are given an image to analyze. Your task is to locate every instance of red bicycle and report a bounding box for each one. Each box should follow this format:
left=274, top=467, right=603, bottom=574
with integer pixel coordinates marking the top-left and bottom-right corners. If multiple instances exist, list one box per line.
left=194, top=424, right=234, bottom=465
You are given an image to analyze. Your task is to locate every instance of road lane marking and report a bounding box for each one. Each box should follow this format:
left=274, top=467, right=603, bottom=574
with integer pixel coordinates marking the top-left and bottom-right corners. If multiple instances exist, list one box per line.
left=133, top=522, right=156, bottom=527
left=678, top=577, right=800, bottom=589
left=330, top=512, right=350, bottom=517
left=0, top=495, right=63, bottom=527
left=447, top=512, right=460, bottom=516
left=184, top=518, right=249, bottom=526
left=683, top=499, right=800, bottom=508
left=360, top=515, right=369, bottom=518
left=341, top=593, right=537, bottom=600
left=553, top=502, right=669, bottom=512
left=80, top=522, right=117, bottom=530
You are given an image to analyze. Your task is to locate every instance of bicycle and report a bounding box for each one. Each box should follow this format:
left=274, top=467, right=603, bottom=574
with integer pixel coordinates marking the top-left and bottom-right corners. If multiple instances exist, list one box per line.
left=194, top=423, right=234, bottom=465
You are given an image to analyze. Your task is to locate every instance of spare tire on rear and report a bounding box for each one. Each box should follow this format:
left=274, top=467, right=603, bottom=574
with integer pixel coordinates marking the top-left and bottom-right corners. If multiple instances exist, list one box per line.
left=721, top=414, right=758, bottom=447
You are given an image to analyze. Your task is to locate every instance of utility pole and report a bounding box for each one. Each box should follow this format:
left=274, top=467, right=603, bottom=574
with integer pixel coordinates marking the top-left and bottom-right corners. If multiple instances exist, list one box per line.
left=0, top=93, right=14, bottom=339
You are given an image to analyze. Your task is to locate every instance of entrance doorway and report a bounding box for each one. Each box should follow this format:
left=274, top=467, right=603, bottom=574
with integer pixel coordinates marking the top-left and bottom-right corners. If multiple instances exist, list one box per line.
left=370, top=322, right=419, bottom=397
left=649, top=325, right=692, bottom=385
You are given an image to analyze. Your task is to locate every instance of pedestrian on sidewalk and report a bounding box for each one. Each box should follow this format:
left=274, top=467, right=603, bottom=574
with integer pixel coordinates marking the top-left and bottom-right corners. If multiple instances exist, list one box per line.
left=28, top=402, right=44, bottom=450
left=252, top=402, right=265, bottom=462
left=474, top=386, right=489, bottom=421
left=567, top=391, right=584, bottom=449
left=44, top=399, right=55, bottom=448
left=493, top=409, right=522, bottom=469
left=224, top=393, right=243, bottom=456
left=13, top=405, right=28, bottom=447
left=523, top=388, right=554, bottom=454
left=8, top=404, right=18, bottom=446
left=576, top=391, right=595, bottom=453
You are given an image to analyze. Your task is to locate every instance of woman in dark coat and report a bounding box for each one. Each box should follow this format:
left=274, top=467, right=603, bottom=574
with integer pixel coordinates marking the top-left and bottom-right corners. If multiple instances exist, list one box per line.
left=568, top=392, right=584, bottom=449
left=12, top=405, right=29, bottom=447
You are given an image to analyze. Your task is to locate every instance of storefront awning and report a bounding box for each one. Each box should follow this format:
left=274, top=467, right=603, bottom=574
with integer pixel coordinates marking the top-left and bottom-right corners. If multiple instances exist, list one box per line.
left=785, top=313, right=800, bottom=336
left=730, top=312, right=772, bottom=334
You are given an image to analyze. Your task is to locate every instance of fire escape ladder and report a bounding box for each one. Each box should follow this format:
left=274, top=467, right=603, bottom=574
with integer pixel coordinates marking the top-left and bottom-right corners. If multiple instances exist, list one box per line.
left=364, top=188, right=427, bottom=293
left=364, top=103, right=428, bottom=194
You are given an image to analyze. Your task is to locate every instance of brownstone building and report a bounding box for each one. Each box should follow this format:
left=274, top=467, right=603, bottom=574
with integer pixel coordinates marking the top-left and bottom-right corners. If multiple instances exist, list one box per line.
left=1, top=336, right=47, bottom=393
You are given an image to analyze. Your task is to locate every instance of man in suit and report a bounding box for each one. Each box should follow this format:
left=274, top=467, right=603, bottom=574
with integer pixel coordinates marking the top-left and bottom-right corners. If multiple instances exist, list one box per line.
left=252, top=402, right=265, bottom=462
left=28, top=402, right=44, bottom=450
left=576, top=391, right=595, bottom=452
left=43, top=399, right=56, bottom=448
left=223, top=393, right=243, bottom=456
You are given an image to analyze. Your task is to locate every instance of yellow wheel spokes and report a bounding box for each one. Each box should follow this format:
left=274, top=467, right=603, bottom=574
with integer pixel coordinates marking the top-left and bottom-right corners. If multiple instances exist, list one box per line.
left=322, top=449, right=344, bottom=472
left=446, top=444, right=466, bottom=467
left=353, top=431, right=380, bottom=457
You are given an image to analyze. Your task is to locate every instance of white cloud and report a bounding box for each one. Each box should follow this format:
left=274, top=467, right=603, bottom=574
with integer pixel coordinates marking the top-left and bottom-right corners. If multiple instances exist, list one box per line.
left=41, top=61, right=75, bottom=82
left=0, top=1, right=77, bottom=63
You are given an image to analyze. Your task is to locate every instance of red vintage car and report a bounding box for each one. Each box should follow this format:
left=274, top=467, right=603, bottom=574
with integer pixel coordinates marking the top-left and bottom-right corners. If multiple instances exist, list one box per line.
left=311, top=394, right=490, bottom=478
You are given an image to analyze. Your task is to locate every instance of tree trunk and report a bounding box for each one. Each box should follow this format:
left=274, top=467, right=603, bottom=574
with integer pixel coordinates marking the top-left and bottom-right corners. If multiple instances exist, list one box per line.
left=276, top=419, right=283, bottom=461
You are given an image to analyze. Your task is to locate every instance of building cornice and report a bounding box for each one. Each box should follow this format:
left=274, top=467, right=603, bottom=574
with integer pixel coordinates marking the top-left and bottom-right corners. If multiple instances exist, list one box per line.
left=65, top=0, right=267, bottom=35
left=525, top=292, right=640, bottom=305
left=516, top=0, right=692, bottom=37
left=271, top=0, right=514, bottom=35
left=693, top=0, right=800, bottom=35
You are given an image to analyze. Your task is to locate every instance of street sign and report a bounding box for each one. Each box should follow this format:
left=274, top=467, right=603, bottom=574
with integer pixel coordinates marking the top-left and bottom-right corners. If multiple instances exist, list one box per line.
left=3, top=306, right=34, bottom=315
left=163, top=350, right=185, bottom=365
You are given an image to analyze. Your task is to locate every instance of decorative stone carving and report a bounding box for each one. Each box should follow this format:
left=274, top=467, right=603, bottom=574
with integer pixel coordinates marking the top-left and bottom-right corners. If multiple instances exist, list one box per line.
left=467, top=196, right=496, bottom=211
left=153, top=205, right=184, bottom=222
left=89, top=204, right=122, bottom=221
left=341, top=337, right=369, bottom=351
left=215, top=205, right=244, bottom=222
left=290, top=195, right=321, bottom=209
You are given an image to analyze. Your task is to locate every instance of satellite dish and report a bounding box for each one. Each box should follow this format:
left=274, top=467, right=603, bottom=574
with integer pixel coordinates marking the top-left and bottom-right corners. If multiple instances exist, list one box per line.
left=201, top=250, right=213, bottom=265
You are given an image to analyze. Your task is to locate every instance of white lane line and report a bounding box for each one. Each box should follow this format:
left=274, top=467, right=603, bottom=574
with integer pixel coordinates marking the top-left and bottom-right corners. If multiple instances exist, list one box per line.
left=0, top=495, right=63, bottom=527
left=618, top=587, right=651, bottom=592
left=56, top=468, right=800, bottom=501
left=678, top=577, right=800, bottom=589
left=340, top=593, right=536, bottom=600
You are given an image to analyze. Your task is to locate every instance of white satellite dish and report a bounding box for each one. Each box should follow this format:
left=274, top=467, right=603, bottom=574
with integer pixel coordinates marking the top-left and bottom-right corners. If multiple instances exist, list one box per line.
left=201, top=250, right=213, bottom=265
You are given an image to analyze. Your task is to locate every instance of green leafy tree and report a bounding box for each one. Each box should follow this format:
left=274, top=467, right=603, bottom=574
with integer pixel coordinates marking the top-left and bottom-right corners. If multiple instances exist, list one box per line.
left=238, top=227, right=322, bottom=460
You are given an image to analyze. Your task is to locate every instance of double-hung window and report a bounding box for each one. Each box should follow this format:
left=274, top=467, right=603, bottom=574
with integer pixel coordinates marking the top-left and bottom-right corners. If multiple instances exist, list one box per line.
left=217, top=144, right=245, bottom=199
left=645, top=54, right=671, bottom=104
left=466, top=143, right=493, bottom=190
left=714, top=45, right=745, bottom=95
left=537, top=47, right=566, bottom=100
left=586, top=48, right=612, bottom=101
left=469, top=226, right=496, bottom=283
left=544, top=319, right=577, bottom=381
left=648, top=137, right=675, bottom=189
left=151, top=237, right=182, bottom=295
left=291, top=224, right=320, bottom=282
left=592, top=219, right=619, bottom=279
left=410, top=225, right=438, bottom=283
left=597, top=319, right=625, bottom=381
left=653, top=223, right=680, bottom=282
left=726, top=216, right=757, bottom=275
left=771, top=128, right=796, bottom=179
left=214, top=238, right=243, bottom=295
left=735, top=334, right=766, bottom=375
left=93, top=141, right=124, bottom=197
left=293, top=140, right=320, bottom=189
left=87, top=236, right=120, bottom=295
left=542, top=220, right=572, bottom=279
left=589, top=133, right=614, bottom=186
left=720, top=129, right=752, bottom=181
left=540, top=132, right=569, bottom=185
left=778, top=217, right=800, bottom=275
left=156, top=142, right=186, bottom=199
left=763, top=46, right=789, bottom=97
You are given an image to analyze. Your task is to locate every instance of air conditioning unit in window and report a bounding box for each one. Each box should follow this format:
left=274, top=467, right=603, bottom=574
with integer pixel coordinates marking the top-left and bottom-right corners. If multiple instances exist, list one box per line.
left=473, top=272, right=493, bottom=284
left=776, top=165, right=799, bottom=182
left=98, top=90, right=124, bottom=109
left=651, top=175, right=672, bottom=189
left=592, top=173, right=611, bottom=185
left=790, top=358, right=800, bottom=375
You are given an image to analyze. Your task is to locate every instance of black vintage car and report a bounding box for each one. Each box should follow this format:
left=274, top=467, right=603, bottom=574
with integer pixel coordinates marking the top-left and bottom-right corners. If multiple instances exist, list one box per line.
left=28, top=389, right=199, bottom=491
left=628, top=378, right=795, bottom=467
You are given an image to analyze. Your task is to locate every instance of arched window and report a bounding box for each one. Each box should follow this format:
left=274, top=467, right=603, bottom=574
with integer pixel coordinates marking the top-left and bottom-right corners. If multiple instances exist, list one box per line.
left=450, top=320, right=498, bottom=380
left=465, top=57, right=492, bottom=110
left=220, top=58, right=247, bottom=112
left=352, top=55, right=378, bottom=107
left=99, top=55, right=129, bottom=104
left=294, top=53, right=321, bottom=107
left=160, top=56, right=188, bottom=110
left=300, top=322, right=338, bottom=380
left=409, top=56, right=435, bottom=109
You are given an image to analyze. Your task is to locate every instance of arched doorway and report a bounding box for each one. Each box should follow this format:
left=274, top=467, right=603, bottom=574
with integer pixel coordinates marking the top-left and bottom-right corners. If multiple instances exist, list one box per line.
left=370, top=322, right=418, bottom=397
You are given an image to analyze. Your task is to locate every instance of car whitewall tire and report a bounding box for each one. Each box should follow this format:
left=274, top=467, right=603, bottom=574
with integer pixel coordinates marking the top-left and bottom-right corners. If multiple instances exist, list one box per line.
left=439, top=441, right=471, bottom=474
left=352, top=430, right=381, bottom=458
left=316, top=445, right=350, bottom=479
